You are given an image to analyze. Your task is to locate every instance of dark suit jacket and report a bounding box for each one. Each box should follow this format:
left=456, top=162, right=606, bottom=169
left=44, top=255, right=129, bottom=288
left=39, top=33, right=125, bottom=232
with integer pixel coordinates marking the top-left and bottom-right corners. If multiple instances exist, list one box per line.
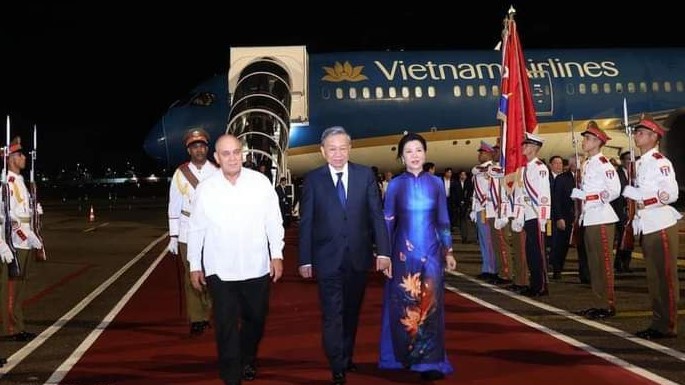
left=298, top=162, right=391, bottom=278
left=611, top=166, right=629, bottom=222
left=453, top=178, right=473, bottom=207
left=552, top=171, right=575, bottom=222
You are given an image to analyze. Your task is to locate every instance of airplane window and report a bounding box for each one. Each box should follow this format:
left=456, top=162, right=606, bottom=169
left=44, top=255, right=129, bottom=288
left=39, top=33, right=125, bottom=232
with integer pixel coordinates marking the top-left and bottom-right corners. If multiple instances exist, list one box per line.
left=389, top=87, right=397, bottom=98
left=375, top=87, right=384, bottom=98
left=627, top=82, right=636, bottom=93
left=427, top=86, right=436, bottom=98
left=639, top=82, right=647, bottom=93
left=603, top=83, right=611, bottom=94
left=466, top=86, right=474, bottom=97
left=191, top=92, right=216, bottom=106
left=615, top=83, right=623, bottom=93
left=579, top=83, right=586, bottom=94
left=565, top=84, right=575, bottom=95
left=335, top=88, right=344, bottom=99
left=676, top=81, right=684, bottom=92
left=401, top=87, right=410, bottom=98
left=349, top=87, right=358, bottom=99
left=414, top=87, right=423, bottom=98
left=651, top=82, right=660, bottom=93
left=453, top=86, right=462, bottom=98
left=664, top=82, right=672, bottom=92
left=362, top=87, right=371, bottom=99
left=591, top=83, right=599, bottom=94
left=478, top=85, right=487, bottom=97
left=492, top=85, right=499, bottom=96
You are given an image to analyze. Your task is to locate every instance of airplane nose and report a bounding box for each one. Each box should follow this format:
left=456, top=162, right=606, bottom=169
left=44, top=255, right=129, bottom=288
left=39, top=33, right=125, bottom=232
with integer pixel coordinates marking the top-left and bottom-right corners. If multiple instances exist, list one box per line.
left=144, top=119, right=168, bottom=166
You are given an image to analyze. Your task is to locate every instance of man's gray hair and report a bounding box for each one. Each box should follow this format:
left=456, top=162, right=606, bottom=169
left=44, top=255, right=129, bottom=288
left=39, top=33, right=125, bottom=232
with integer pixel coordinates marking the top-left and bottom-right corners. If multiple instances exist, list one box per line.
left=320, top=126, right=351, bottom=145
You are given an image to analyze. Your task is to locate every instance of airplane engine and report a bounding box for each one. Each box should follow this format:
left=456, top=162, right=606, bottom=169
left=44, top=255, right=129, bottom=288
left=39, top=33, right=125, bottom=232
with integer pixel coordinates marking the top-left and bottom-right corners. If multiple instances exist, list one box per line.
left=226, top=46, right=308, bottom=184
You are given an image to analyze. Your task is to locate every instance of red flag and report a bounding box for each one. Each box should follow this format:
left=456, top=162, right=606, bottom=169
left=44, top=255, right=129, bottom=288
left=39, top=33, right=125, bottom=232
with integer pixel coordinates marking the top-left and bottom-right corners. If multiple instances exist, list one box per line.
left=497, top=11, right=538, bottom=184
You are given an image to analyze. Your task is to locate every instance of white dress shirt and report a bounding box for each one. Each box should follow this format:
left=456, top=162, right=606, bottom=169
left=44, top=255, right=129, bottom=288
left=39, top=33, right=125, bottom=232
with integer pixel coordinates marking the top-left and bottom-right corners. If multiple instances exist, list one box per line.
left=187, top=168, right=284, bottom=281
left=328, top=163, right=349, bottom=195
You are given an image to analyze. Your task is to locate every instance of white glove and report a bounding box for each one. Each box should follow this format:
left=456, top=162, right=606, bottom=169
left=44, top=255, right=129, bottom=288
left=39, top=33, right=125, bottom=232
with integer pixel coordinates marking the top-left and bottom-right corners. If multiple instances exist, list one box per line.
left=36, top=203, right=44, bottom=215
left=511, top=218, right=524, bottom=233
left=632, top=216, right=642, bottom=236
left=469, top=211, right=476, bottom=223
left=494, top=217, right=509, bottom=230
left=622, top=186, right=642, bottom=201
left=0, top=241, right=13, bottom=263
left=26, top=230, right=43, bottom=249
left=570, top=188, right=585, bottom=200
left=167, top=237, right=179, bottom=255
left=539, top=219, right=548, bottom=233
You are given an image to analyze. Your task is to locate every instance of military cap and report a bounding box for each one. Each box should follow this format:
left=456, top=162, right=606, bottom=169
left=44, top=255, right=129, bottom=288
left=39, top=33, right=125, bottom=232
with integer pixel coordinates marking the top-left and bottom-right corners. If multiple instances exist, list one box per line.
left=477, top=140, right=495, bottom=153
left=634, top=114, right=665, bottom=137
left=8, top=136, right=22, bottom=154
left=522, top=132, right=544, bottom=147
left=581, top=121, right=611, bottom=144
left=183, top=129, right=210, bottom=147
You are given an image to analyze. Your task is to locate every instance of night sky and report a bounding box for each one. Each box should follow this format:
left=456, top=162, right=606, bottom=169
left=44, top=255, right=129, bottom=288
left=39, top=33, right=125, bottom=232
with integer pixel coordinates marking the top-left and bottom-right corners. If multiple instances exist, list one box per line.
left=2, top=2, right=682, bottom=176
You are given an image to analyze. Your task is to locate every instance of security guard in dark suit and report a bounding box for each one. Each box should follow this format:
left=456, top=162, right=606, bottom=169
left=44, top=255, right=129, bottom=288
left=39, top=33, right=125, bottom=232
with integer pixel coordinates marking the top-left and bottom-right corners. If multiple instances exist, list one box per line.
left=622, top=115, right=681, bottom=339
left=612, top=151, right=633, bottom=273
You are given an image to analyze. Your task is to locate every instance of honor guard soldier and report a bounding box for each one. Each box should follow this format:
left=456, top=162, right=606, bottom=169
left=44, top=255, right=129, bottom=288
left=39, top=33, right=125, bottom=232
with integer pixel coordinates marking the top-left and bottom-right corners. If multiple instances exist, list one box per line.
left=487, top=145, right=513, bottom=285
left=622, top=115, right=681, bottom=339
left=2, top=137, right=42, bottom=341
left=571, top=122, right=621, bottom=319
left=470, top=141, right=498, bottom=281
left=512, top=133, right=551, bottom=297
left=167, top=128, right=219, bottom=336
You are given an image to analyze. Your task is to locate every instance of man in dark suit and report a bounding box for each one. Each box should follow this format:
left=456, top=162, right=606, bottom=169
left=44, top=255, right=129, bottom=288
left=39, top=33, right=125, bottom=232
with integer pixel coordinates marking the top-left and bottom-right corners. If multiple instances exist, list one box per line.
left=275, top=177, right=291, bottom=228
left=298, top=126, right=391, bottom=385
left=453, top=170, right=473, bottom=243
left=550, top=156, right=576, bottom=279
left=612, top=151, right=633, bottom=272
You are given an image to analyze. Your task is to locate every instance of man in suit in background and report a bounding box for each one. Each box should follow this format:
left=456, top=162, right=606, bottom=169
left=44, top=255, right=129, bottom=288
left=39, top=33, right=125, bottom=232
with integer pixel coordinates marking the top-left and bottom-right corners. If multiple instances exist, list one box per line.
left=453, top=170, right=473, bottom=243
left=298, top=126, right=391, bottom=385
left=275, top=177, right=291, bottom=228
left=550, top=156, right=576, bottom=279
left=612, top=151, right=633, bottom=273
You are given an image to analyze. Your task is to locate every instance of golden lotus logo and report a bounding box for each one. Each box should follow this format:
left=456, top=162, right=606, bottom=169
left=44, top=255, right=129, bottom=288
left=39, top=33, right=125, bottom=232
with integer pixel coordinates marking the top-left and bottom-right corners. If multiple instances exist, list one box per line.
left=322, top=61, right=368, bottom=82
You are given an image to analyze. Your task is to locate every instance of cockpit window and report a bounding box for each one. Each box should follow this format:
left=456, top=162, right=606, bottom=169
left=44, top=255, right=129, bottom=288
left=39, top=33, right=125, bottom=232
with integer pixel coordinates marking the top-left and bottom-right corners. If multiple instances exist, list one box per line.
left=191, top=92, right=216, bottom=106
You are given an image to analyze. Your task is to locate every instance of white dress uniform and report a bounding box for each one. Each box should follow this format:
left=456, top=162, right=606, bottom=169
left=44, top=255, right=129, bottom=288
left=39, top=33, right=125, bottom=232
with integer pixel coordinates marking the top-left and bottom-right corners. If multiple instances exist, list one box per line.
left=577, top=153, right=621, bottom=226
left=516, top=157, right=551, bottom=230
left=168, top=160, right=219, bottom=244
left=8, top=170, right=39, bottom=250
left=471, top=160, right=496, bottom=220
left=629, top=147, right=682, bottom=234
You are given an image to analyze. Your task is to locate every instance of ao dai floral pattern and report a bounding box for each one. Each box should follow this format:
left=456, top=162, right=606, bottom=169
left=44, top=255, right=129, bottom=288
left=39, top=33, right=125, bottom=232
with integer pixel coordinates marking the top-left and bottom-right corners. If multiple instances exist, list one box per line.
left=378, top=171, right=454, bottom=374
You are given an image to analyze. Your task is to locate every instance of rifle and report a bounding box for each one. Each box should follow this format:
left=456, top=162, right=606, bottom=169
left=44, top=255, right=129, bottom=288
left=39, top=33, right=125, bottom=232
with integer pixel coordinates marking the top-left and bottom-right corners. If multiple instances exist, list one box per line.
left=619, top=98, right=635, bottom=251
left=30, top=124, right=46, bottom=261
left=568, top=115, right=583, bottom=247
left=3, top=116, right=20, bottom=277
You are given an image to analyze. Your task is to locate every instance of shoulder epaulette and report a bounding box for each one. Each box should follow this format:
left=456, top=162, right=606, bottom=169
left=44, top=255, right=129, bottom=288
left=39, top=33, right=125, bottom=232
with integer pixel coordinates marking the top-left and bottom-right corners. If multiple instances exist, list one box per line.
left=8, top=176, right=14, bottom=183
left=652, top=152, right=664, bottom=159
left=535, top=160, right=543, bottom=166
left=599, top=156, right=608, bottom=164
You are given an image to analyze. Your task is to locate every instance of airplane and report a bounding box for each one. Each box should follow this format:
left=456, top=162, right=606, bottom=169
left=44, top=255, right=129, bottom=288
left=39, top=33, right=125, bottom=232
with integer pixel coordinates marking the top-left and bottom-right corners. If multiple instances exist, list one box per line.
left=143, top=45, right=685, bottom=196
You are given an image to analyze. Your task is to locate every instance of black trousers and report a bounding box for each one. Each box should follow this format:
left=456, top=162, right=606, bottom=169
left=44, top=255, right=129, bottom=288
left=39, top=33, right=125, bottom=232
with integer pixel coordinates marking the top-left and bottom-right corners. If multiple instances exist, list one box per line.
left=550, top=221, right=572, bottom=274
left=317, top=268, right=368, bottom=373
left=207, top=274, right=270, bottom=384
left=525, top=219, right=547, bottom=293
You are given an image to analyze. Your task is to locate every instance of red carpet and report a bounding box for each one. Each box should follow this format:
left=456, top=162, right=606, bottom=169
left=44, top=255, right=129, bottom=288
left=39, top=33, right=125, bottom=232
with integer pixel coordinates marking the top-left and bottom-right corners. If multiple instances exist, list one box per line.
left=60, top=227, right=660, bottom=385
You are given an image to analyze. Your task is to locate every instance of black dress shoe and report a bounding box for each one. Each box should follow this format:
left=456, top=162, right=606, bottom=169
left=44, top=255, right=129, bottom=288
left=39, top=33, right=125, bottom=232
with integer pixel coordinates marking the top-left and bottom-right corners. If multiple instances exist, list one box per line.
left=190, top=321, right=208, bottom=336
left=0, top=357, right=6, bottom=367
left=636, top=328, right=677, bottom=340
left=575, top=308, right=599, bottom=316
left=242, top=363, right=257, bottom=381
left=420, top=370, right=445, bottom=381
left=586, top=308, right=616, bottom=320
left=332, top=371, right=346, bottom=385
left=522, top=288, right=548, bottom=297
left=10, top=331, right=36, bottom=342
left=345, top=362, right=358, bottom=372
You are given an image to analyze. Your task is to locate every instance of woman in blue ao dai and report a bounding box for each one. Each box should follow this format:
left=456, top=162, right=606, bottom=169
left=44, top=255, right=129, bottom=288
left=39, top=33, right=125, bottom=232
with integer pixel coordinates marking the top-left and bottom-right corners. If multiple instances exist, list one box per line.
left=378, top=133, right=457, bottom=381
